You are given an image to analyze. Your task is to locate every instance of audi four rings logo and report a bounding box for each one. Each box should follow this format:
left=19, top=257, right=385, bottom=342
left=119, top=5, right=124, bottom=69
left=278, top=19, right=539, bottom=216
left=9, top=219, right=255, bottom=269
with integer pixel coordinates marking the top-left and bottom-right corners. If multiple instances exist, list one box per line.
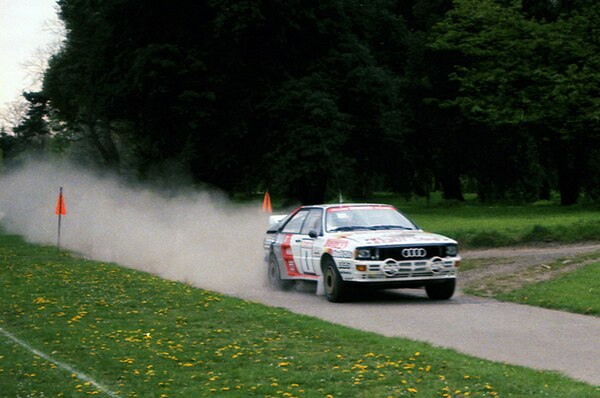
left=402, top=248, right=427, bottom=258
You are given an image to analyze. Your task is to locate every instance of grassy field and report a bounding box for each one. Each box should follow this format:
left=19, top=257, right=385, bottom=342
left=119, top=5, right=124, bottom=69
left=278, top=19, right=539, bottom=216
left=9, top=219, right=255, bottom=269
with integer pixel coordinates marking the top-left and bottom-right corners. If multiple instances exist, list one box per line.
left=379, top=195, right=600, bottom=248
left=1, top=232, right=599, bottom=397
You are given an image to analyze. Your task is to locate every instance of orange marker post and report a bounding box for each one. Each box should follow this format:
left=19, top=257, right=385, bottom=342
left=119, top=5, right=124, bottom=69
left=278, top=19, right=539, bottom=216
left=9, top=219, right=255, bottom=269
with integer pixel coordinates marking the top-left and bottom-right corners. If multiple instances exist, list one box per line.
left=262, top=191, right=272, bottom=213
left=55, top=187, right=66, bottom=250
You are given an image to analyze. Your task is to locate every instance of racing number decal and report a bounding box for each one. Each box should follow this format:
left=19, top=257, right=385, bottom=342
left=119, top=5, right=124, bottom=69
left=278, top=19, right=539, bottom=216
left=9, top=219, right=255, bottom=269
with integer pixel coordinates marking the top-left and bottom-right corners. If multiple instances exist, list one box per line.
left=300, top=239, right=315, bottom=274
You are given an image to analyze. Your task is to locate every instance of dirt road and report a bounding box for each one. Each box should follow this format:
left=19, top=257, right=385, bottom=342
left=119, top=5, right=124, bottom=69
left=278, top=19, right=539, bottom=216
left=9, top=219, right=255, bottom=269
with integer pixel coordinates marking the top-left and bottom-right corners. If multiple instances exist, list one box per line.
left=233, top=244, right=600, bottom=386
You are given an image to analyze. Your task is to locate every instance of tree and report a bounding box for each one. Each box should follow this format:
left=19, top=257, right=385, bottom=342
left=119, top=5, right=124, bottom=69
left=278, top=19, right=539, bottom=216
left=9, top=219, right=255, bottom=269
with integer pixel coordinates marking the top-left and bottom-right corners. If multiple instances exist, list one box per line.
left=0, top=99, right=28, bottom=135
left=44, top=0, right=419, bottom=203
left=10, top=92, right=52, bottom=157
left=44, top=0, right=121, bottom=169
left=429, top=0, right=600, bottom=204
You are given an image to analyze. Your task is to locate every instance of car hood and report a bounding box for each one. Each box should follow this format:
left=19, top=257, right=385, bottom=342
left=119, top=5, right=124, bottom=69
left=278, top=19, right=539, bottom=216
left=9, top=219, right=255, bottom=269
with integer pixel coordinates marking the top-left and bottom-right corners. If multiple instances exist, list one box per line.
left=327, top=230, right=456, bottom=246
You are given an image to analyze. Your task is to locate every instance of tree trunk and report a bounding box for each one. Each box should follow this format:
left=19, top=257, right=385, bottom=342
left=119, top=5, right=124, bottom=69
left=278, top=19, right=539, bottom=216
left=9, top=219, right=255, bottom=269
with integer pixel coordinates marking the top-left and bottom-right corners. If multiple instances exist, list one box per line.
left=83, top=119, right=121, bottom=170
left=557, top=156, right=579, bottom=206
left=439, top=170, right=465, bottom=201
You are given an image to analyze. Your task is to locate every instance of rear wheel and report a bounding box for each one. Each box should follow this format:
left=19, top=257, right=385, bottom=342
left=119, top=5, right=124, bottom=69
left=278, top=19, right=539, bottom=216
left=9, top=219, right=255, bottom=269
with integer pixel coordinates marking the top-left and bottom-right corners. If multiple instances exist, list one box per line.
left=425, top=279, right=456, bottom=300
left=268, top=253, right=293, bottom=290
left=324, top=258, right=348, bottom=302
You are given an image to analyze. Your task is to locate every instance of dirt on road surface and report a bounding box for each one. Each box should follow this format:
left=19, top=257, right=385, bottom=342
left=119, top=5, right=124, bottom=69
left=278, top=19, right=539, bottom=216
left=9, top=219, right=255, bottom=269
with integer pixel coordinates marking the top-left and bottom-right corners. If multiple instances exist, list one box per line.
left=460, top=242, right=600, bottom=296
left=237, top=243, right=600, bottom=387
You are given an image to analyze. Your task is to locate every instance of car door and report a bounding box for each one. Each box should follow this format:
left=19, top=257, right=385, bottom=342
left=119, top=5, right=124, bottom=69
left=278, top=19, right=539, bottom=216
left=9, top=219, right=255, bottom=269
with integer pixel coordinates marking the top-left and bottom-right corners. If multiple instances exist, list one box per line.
left=276, top=208, right=322, bottom=277
left=277, top=209, right=310, bottom=277
left=296, top=209, right=323, bottom=275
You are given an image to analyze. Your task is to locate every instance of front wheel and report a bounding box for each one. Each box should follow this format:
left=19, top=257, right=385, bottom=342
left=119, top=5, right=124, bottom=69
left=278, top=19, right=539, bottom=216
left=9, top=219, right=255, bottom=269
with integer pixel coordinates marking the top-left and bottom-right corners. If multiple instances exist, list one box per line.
left=268, top=253, right=293, bottom=290
left=425, top=279, right=456, bottom=300
left=323, top=259, right=348, bottom=302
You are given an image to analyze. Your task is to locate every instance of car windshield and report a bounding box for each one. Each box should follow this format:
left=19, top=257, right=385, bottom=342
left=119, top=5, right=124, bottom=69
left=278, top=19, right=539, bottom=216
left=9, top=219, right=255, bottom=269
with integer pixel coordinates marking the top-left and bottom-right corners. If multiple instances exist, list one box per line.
left=325, top=206, right=417, bottom=232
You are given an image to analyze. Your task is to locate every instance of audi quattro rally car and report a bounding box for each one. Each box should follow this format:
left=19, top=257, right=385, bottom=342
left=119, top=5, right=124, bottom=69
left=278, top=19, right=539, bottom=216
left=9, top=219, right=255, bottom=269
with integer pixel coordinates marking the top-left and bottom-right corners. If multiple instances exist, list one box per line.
left=263, top=204, right=461, bottom=302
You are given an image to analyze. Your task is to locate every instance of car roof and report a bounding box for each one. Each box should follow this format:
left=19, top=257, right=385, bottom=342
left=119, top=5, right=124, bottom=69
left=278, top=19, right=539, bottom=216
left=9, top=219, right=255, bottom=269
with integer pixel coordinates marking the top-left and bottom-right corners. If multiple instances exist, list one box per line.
left=301, top=203, right=395, bottom=210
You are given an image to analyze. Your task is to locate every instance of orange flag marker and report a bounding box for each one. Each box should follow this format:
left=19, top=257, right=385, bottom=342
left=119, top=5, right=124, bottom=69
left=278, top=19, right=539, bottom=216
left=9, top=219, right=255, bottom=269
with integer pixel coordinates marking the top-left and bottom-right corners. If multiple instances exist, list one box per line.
left=262, top=191, right=272, bottom=213
left=55, top=188, right=67, bottom=215
left=56, top=187, right=66, bottom=250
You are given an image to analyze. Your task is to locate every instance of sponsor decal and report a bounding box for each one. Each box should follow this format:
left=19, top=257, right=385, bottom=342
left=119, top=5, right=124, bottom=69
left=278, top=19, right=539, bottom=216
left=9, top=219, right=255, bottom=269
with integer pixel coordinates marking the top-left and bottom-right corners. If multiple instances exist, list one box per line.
left=365, top=236, right=411, bottom=245
left=326, top=248, right=354, bottom=258
left=325, top=239, right=349, bottom=249
left=363, top=233, right=443, bottom=245
left=301, top=239, right=314, bottom=249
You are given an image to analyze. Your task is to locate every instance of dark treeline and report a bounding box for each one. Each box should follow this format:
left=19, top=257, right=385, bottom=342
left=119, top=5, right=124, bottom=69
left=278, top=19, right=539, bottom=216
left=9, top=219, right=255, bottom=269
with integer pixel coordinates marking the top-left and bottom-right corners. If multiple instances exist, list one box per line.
left=3, top=0, right=600, bottom=205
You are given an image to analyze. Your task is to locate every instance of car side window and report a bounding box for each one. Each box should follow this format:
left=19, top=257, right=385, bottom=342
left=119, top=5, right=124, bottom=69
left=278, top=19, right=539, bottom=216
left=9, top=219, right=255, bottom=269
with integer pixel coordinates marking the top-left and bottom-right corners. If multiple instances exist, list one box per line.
left=281, top=210, right=309, bottom=234
left=300, top=209, right=322, bottom=236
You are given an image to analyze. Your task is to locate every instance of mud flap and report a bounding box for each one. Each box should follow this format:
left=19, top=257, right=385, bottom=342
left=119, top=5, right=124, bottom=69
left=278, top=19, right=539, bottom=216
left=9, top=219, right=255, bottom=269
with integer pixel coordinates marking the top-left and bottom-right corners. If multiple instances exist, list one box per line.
left=316, top=275, right=325, bottom=296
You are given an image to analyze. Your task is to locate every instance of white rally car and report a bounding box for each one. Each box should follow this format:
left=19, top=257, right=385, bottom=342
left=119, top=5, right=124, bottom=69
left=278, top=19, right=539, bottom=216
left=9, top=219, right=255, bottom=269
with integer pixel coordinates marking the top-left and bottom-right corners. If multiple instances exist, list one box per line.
left=263, top=204, right=461, bottom=302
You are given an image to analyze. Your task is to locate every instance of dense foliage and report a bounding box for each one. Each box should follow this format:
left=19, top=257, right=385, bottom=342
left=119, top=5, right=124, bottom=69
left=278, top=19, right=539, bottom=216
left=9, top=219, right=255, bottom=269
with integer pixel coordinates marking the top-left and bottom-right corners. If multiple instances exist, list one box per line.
left=3, top=0, right=600, bottom=204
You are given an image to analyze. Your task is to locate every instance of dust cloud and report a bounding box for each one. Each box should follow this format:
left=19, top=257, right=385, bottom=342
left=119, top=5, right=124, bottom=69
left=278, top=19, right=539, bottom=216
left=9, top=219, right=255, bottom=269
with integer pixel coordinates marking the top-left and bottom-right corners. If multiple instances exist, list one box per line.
left=0, top=160, right=275, bottom=296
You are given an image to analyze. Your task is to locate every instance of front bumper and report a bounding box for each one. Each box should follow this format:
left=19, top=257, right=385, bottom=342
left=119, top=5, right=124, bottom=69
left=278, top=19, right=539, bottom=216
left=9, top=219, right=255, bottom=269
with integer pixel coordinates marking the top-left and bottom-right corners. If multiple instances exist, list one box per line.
left=337, top=256, right=460, bottom=283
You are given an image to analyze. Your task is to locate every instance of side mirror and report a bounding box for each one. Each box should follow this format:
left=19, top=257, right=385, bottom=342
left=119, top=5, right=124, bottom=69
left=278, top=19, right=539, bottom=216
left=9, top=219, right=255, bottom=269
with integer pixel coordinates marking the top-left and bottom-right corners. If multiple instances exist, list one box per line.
left=308, top=230, right=319, bottom=239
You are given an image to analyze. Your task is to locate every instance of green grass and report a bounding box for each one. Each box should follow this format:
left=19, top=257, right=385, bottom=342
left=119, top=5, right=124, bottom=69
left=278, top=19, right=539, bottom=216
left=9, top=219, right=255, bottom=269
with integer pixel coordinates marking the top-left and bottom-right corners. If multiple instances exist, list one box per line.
left=498, top=263, right=600, bottom=315
left=1, top=233, right=599, bottom=397
left=374, top=195, right=600, bottom=248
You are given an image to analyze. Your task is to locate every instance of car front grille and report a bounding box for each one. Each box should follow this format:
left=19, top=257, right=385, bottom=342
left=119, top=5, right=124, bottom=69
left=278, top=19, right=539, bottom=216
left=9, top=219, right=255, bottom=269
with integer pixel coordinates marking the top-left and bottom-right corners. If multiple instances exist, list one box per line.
left=377, top=245, right=446, bottom=261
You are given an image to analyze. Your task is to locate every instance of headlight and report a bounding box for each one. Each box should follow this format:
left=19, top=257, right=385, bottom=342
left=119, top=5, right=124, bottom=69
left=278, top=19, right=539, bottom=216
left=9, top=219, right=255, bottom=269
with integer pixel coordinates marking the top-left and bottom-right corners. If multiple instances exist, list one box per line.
left=445, top=245, right=458, bottom=256
left=355, top=248, right=379, bottom=260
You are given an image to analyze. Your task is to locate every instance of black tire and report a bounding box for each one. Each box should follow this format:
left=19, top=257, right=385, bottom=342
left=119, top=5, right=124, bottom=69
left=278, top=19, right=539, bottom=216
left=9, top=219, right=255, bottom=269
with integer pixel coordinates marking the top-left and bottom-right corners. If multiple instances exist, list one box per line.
left=323, top=258, right=348, bottom=302
left=268, top=253, right=293, bottom=290
left=425, top=279, right=456, bottom=300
